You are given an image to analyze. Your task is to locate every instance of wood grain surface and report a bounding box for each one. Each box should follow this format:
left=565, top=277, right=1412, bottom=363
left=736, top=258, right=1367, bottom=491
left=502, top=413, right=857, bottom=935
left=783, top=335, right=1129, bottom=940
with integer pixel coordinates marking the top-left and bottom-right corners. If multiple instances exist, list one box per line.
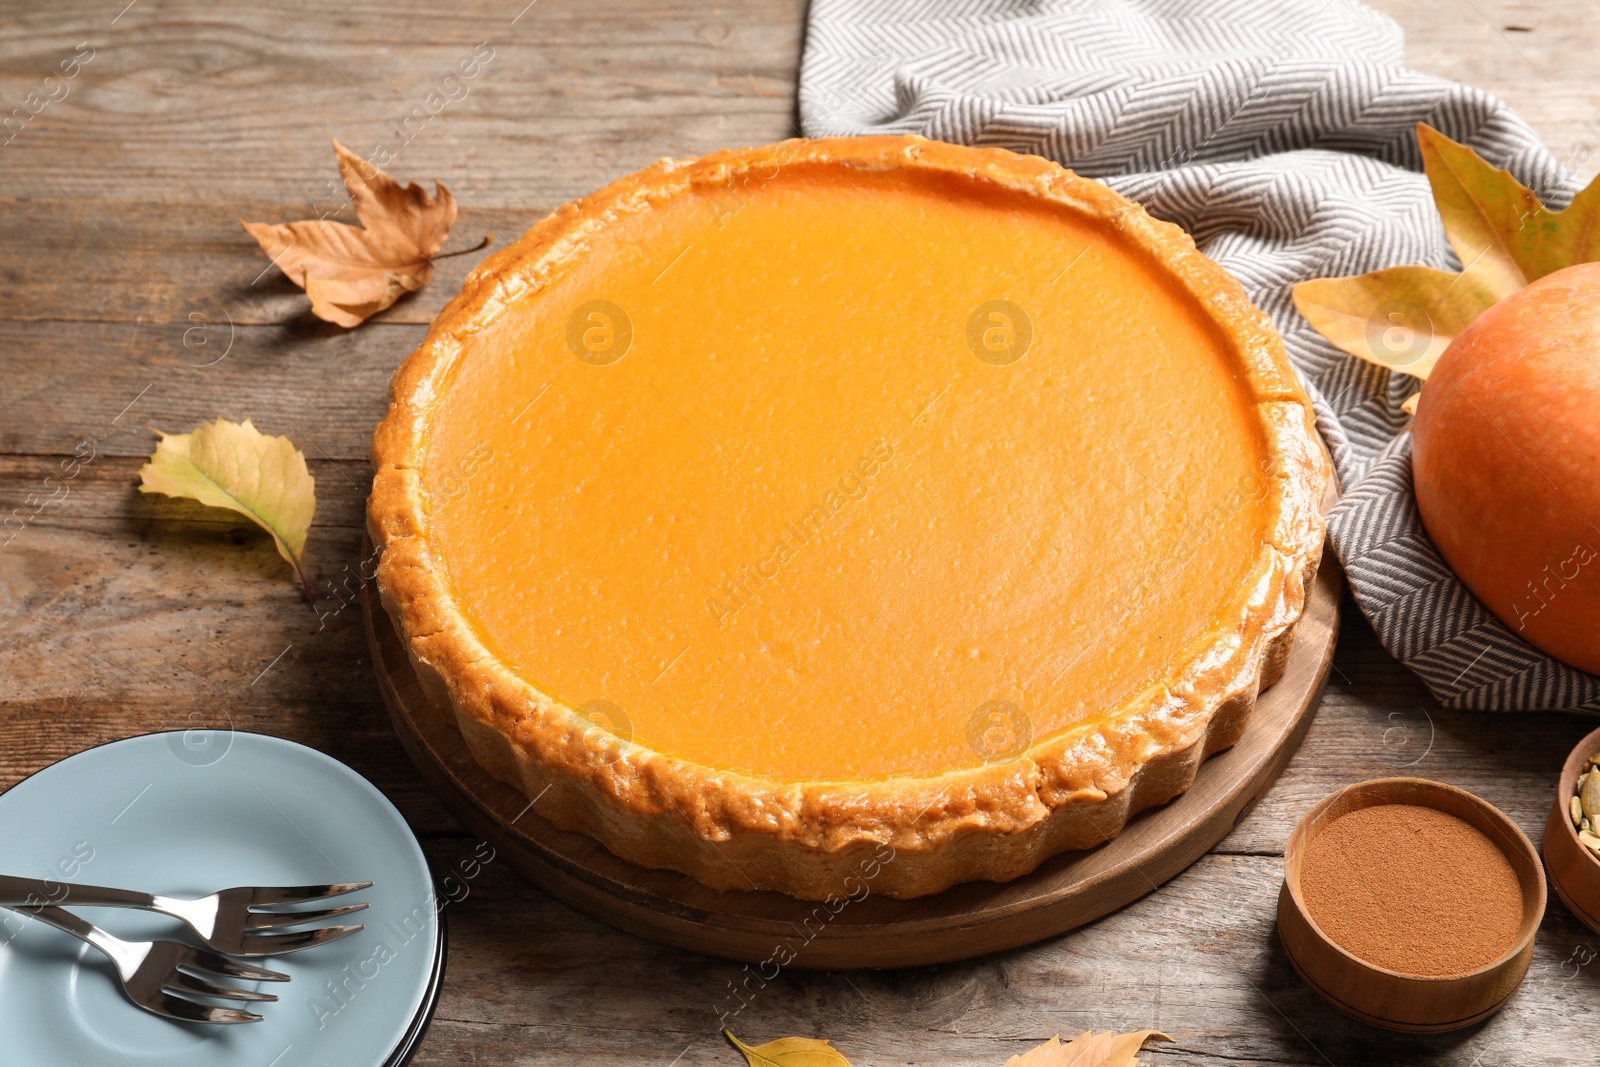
left=2, top=1, right=1597, bottom=1065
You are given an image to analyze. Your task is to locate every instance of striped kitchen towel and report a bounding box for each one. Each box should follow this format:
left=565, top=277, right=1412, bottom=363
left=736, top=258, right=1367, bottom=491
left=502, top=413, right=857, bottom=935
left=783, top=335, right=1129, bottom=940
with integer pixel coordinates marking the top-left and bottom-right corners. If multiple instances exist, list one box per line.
left=798, top=0, right=1600, bottom=711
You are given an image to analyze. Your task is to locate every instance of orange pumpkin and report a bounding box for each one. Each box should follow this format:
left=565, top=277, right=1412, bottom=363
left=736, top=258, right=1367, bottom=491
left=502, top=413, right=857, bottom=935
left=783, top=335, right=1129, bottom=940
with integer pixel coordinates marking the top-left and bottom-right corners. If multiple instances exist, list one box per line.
left=1412, top=262, right=1600, bottom=675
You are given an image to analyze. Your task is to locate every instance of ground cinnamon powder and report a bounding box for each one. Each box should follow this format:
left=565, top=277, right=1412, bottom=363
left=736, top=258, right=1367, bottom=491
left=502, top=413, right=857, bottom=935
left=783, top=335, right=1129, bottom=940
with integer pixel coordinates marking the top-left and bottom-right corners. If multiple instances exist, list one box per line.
left=1298, top=803, right=1524, bottom=977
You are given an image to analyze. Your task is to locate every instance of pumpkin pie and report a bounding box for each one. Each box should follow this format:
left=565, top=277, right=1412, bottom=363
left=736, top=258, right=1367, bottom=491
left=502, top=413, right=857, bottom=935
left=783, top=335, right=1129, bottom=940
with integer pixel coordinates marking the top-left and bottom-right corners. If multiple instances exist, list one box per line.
left=368, top=136, right=1328, bottom=900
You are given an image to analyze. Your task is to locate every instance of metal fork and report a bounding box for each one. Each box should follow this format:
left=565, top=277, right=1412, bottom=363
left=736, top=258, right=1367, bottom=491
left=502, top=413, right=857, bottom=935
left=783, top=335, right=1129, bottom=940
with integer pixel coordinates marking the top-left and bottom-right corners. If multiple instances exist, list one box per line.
left=9, top=904, right=289, bottom=1024
left=0, top=876, right=371, bottom=956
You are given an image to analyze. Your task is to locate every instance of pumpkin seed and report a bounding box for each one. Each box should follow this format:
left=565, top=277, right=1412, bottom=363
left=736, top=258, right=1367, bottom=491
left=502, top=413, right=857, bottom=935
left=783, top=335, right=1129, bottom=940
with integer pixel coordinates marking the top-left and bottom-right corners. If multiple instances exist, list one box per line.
left=1579, top=829, right=1600, bottom=853
left=1583, top=774, right=1600, bottom=822
left=1575, top=795, right=1586, bottom=828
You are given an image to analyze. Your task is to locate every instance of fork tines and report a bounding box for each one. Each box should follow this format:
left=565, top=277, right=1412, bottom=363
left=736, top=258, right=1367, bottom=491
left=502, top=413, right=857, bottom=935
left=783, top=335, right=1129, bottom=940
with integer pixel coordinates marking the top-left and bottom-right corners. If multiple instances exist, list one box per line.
left=239, top=882, right=372, bottom=955
left=156, top=949, right=289, bottom=1025
left=247, top=881, right=374, bottom=906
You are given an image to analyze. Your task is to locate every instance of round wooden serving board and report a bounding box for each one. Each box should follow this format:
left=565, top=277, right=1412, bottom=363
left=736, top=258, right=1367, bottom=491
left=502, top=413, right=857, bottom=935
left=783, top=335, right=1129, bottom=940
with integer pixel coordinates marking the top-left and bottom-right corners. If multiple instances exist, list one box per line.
left=364, top=547, right=1340, bottom=970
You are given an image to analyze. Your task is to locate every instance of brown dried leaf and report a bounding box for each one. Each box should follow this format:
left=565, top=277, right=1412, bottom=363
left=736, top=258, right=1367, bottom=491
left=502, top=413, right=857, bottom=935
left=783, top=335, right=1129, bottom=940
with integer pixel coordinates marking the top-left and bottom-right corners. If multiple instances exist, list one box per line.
left=330, top=139, right=457, bottom=254
left=241, top=140, right=460, bottom=327
left=1003, top=1031, right=1172, bottom=1067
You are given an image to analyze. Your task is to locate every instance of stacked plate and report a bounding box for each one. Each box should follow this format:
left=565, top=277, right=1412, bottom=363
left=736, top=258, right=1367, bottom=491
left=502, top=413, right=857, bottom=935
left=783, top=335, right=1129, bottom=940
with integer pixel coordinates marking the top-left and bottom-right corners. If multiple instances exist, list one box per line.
left=0, top=732, right=443, bottom=1066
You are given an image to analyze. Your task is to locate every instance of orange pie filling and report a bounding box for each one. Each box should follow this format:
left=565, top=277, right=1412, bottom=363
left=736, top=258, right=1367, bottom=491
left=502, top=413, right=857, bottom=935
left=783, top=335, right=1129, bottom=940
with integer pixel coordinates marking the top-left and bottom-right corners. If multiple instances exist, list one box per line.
left=372, top=137, right=1327, bottom=897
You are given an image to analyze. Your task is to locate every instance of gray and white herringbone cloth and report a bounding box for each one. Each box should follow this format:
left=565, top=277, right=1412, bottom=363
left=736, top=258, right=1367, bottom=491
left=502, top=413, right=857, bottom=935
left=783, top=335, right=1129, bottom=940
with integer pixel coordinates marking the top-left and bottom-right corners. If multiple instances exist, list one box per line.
left=799, top=0, right=1600, bottom=711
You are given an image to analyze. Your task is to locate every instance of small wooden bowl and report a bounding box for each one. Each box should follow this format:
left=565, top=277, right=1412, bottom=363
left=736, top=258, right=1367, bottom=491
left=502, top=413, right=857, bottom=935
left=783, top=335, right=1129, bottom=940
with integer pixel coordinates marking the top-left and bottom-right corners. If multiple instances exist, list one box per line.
left=1278, top=778, right=1545, bottom=1033
left=1543, top=724, right=1600, bottom=934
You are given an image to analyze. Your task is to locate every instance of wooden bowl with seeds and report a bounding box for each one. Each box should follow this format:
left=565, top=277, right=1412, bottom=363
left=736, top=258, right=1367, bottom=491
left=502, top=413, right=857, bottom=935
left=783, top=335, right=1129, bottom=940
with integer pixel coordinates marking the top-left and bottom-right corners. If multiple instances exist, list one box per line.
left=1543, top=725, right=1600, bottom=934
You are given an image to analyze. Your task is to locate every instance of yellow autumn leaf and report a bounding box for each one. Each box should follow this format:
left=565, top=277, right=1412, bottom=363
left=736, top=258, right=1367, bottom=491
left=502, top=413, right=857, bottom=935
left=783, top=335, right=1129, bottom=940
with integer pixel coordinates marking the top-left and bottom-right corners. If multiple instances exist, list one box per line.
left=1517, top=178, right=1600, bottom=277
left=1293, top=123, right=1600, bottom=400
left=1004, top=1031, right=1172, bottom=1067
left=723, top=1031, right=854, bottom=1067
left=1418, top=123, right=1600, bottom=291
left=1291, top=264, right=1501, bottom=380
left=1416, top=123, right=1546, bottom=297
left=722, top=1029, right=1170, bottom=1067
left=138, top=418, right=316, bottom=598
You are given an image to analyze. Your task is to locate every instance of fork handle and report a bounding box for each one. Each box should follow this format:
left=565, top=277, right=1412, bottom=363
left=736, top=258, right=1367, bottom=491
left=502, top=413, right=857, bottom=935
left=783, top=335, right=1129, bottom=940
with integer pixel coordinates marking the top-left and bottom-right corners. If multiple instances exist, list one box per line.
left=4, top=904, right=150, bottom=980
left=6, top=902, right=99, bottom=942
left=0, top=874, right=157, bottom=912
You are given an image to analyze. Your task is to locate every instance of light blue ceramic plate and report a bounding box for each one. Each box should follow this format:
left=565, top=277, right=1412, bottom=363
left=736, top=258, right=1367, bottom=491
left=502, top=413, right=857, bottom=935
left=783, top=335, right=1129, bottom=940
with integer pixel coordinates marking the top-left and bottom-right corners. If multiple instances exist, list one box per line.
left=0, top=731, right=442, bottom=1067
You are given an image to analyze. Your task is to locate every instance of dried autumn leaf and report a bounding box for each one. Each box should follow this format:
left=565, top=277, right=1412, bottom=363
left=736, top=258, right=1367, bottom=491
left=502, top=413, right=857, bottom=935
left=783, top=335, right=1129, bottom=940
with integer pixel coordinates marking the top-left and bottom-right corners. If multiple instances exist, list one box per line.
left=242, top=140, right=463, bottom=327
left=1293, top=123, right=1600, bottom=408
left=1418, top=123, right=1600, bottom=291
left=1003, top=1031, right=1172, bottom=1067
left=1417, top=123, right=1547, bottom=298
left=721, top=1028, right=1170, bottom=1067
left=1291, top=264, right=1501, bottom=380
left=723, top=1030, right=854, bottom=1067
left=139, top=418, right=316, bottom=599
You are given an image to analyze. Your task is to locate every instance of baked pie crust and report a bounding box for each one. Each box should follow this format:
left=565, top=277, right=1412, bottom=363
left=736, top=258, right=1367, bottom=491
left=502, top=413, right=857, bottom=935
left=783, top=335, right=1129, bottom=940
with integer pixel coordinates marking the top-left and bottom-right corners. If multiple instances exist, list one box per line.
left=368, top=136, right=1328, bottom=900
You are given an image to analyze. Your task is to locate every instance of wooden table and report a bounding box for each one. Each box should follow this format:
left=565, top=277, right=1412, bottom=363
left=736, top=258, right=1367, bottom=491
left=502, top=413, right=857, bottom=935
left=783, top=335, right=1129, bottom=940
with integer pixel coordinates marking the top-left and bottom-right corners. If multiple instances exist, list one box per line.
left=2, top=2, right=1595, bottom=1064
